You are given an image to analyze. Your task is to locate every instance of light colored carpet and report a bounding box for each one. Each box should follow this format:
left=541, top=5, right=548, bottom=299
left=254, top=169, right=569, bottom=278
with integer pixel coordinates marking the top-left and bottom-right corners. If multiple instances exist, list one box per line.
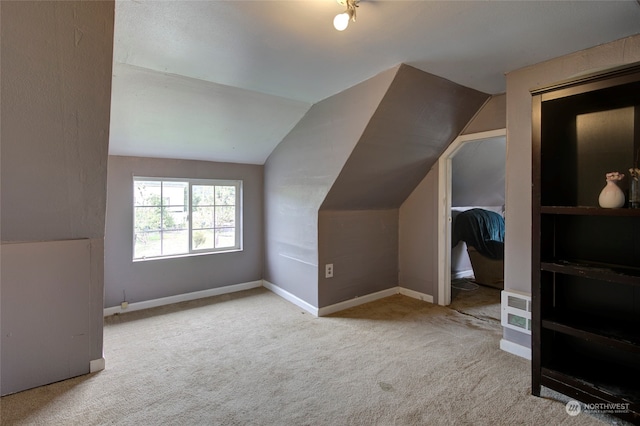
left=0, top=287, right=622, bottom=425
left=450, top=281, right=502, bottom=324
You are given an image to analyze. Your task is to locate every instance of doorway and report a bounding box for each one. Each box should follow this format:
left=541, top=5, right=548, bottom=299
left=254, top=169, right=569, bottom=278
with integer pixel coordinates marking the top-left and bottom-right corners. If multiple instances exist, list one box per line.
left=437, top=129, right=506, bottom=306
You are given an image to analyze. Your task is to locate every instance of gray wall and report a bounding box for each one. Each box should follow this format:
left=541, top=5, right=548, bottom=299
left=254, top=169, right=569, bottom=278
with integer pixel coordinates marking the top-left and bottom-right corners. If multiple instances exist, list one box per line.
left=462, top=94, right=506, bottom=135
left=317, top=66, right=487, bottom=307
left=321, top=65, right=489, bottom=210
left=398, top=164, right=440, bottom=296
left=265, top=64, right=489, bottom=308
left=104, top=156, right=263, bottom=308
left=504, top=34, right=640, bottom=347
left=452, top=136, right=506, bottom=208
left=399, top=94, right=506, bottom=300
left=1, top=0, right=114, bottom=392
left=263, top=67, right=398, bottom=307
left=318, top=210, right=398, bottom=306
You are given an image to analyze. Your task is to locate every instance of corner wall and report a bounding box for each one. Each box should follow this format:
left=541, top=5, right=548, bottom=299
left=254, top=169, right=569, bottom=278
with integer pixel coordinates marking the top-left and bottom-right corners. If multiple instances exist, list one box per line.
left=318, top=210, right=398, bottom=307
left=399, top=95, right=506, bottom=301
left=318, top=65, right=488, bottom=307
left=398, top=164, right=440, bottom=296
left=1, top=0, right=114, bottom=393
left=263, top=67, right=399, bottom=307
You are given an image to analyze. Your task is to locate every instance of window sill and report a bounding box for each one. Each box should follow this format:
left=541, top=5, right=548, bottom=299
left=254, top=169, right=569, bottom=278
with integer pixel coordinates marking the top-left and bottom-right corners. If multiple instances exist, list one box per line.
left=133, top=248, right=243, bottom=263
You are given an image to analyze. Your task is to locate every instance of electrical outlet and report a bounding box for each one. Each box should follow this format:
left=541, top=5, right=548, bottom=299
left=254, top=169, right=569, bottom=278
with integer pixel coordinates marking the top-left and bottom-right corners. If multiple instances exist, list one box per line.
left=325, top=263, right=334, bottom=278
left=121, top=301, right=129, bottom=310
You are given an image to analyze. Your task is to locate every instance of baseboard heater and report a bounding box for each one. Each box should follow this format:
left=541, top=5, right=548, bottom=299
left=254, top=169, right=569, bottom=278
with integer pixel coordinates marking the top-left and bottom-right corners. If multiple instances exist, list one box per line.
left=501, top=290, right=531, bottom=334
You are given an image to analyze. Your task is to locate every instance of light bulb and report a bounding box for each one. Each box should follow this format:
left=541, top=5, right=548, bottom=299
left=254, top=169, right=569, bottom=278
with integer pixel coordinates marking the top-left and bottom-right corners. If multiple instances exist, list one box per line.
left=333, top=12, right=349, bottom=31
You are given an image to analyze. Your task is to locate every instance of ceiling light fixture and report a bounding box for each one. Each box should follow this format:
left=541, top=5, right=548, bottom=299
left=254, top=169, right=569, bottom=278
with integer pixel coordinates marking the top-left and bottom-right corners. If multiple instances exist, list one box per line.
left=333, top=0, right=359, bottom=31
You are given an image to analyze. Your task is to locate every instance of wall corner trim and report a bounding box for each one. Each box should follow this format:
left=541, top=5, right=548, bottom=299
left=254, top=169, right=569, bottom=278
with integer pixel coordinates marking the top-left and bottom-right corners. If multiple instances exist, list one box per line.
left=317, top=286, right=434, bottom=316
left=499, top=339, right=532, bottom=360
left=262, top=280, right=319, bottom=316
left=103, top=280, right=263, bottom=316
left=90, top=357, right=106, bottom=373
left=318, top=287, right=399, bottom=316
left=398, top=287, right=434, bottom=304
left=261, top=283, right=436, bottom=317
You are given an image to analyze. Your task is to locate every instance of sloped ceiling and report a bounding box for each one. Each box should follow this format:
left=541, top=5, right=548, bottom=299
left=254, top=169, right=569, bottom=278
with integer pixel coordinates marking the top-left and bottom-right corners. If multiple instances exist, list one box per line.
left=452, top=136, right=506, bottom=208
left=110, top=0, right=640, bottom=164
left=109, top=64, right=309, bottom=164
left=321, top=64, right=489, bottom=210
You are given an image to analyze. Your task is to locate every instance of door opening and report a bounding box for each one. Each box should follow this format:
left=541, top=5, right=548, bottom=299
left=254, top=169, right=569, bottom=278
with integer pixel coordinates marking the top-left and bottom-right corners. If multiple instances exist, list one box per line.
left=437, top=129, right=506, bottom=306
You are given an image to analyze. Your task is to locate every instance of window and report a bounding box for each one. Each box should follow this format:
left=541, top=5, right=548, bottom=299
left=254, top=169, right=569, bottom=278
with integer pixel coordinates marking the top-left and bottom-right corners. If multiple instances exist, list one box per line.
left=133, top=177, right=242, bottom=260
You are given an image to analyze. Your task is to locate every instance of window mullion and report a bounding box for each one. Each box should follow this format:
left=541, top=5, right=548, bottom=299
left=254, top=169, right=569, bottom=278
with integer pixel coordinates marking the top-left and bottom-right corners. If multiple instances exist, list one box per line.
left=160, top=181, right=164, bottom=256
left=188, top=182, right=193, bottom=253
left=236, top=182, right=241, bottom=248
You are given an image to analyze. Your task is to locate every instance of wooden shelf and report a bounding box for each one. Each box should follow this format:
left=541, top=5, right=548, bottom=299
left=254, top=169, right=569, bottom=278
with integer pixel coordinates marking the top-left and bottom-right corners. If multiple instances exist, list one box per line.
left=540, top=260, right=640, bottom=286
left=532, top=62, right=640, bottom=422
left=541, top=368, right=640, bottom=423
left=541, top=206, right=640, bottom=216
left=541, top=316, right=640, bottom=352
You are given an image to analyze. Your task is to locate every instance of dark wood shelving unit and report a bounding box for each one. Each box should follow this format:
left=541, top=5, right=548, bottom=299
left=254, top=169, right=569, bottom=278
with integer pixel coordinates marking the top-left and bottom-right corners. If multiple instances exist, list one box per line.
left=541, top=206, right=640, bottom=217
left=541, top=367, right=640, bottom=411
left=540, top=261, right=640, bottom=286
left=541, top=315, right=640, bottom=352
left=532, top=62, right=640, bottom=423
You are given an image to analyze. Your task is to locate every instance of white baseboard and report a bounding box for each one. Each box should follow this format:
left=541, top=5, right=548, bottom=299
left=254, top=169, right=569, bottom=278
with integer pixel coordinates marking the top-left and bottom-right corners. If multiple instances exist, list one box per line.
left=500, top=338, right=532, bottom=360
left=318, top=287, right=400, bottom=317
left=398, top=287, right=434, bottom=303
left=103, top=280, right=263, bottom=316
left=262, top=280, right=319, bottom=316
left=262, top=282, right=436, bottom=317
left=90, top=357, right=105, bottom=373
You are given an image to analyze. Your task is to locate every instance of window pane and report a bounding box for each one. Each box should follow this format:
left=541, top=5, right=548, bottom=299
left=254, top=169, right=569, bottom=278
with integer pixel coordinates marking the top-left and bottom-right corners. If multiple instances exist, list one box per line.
left=215, top=206, right=235, bottom=228
left=162, top=230, right=188, bottom=255
left=192, top=206, right=214, bottom=229
left=215, top=186, right=236, bottom=206
left=135, top=207, right=162, bottom=232
left=134, top=231, right=161, bottom=258
left=192, top=229, right=214, bottom=250
left=215, top=228, right=235, bottom=248
left=162, top=181, right=188, bottom=207
left=193, top=185, right=215, bottom=207
left=163, top=208, right=188, bottom=230
left=133, top=178, right=241, bottom=260
left=135, top=181, right=161, bottom=206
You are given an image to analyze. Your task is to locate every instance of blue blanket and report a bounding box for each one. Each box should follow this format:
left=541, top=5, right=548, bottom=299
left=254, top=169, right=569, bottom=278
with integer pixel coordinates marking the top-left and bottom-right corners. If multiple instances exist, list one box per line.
left=452, top=208, right=505, bottom=260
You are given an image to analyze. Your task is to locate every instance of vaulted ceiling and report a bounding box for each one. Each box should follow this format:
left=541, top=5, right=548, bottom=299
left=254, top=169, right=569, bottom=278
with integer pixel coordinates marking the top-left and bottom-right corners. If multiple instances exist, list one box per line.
left=109, top=0, right=640, bottom=165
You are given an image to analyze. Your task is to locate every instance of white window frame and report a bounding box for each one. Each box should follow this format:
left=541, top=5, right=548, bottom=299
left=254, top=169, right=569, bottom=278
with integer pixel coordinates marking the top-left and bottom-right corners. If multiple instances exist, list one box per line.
left=133, top=176, right=242, bottom=261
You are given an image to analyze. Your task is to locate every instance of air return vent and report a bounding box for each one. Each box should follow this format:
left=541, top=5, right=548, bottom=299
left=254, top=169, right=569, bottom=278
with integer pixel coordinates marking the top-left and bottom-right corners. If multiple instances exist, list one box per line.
left=501, top=290, right=531, bottom=334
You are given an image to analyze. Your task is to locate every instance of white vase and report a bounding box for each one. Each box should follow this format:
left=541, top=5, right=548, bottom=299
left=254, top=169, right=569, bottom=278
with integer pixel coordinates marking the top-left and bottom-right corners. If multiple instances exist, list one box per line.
left=598, top=180, right=625, bottom=208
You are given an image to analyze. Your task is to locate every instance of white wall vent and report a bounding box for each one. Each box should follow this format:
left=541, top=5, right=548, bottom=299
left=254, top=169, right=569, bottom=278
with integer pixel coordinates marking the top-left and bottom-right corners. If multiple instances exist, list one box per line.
left=501, top=290, right=531, bottom=335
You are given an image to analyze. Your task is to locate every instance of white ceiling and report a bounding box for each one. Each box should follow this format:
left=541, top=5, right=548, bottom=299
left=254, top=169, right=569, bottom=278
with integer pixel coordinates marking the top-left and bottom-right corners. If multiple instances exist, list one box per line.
left=109, top=0, right=640, bottom=164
